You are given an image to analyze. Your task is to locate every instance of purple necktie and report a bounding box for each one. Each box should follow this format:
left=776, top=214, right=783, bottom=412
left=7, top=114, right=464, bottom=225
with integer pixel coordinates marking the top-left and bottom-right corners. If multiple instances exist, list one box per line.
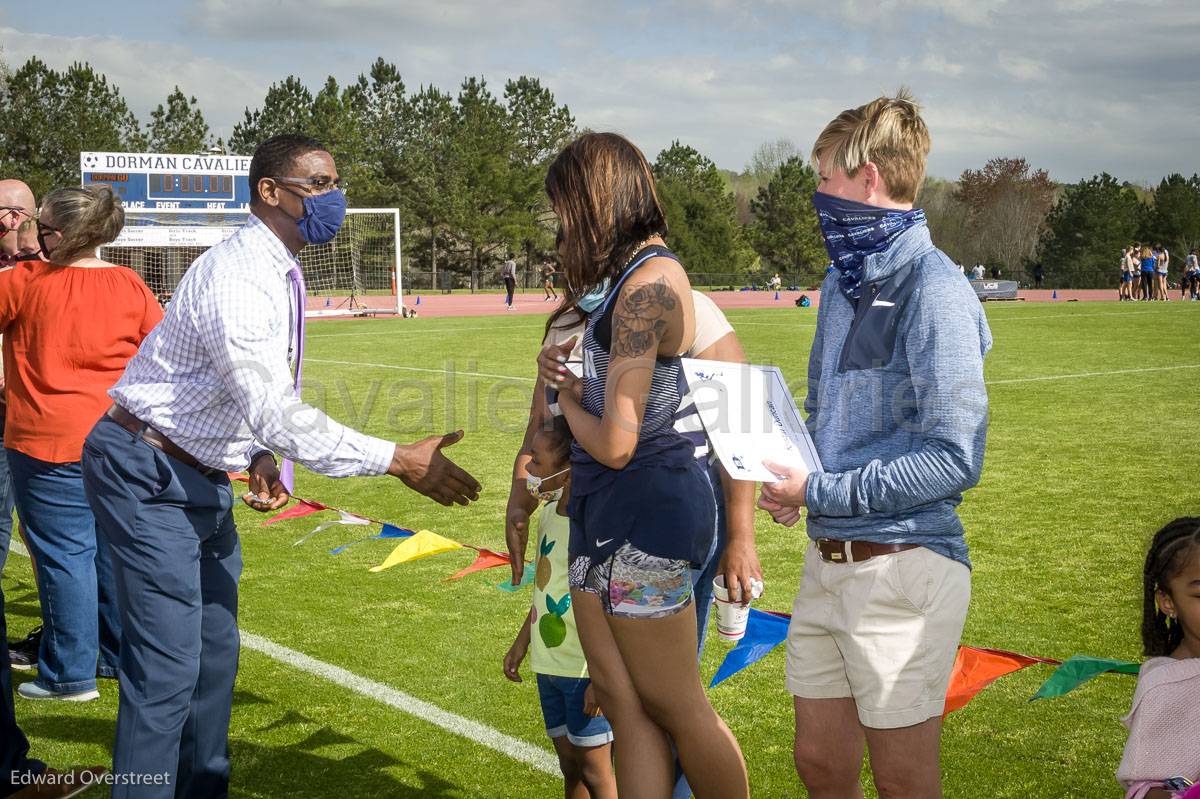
left=279, top=262, right=306, bottom=493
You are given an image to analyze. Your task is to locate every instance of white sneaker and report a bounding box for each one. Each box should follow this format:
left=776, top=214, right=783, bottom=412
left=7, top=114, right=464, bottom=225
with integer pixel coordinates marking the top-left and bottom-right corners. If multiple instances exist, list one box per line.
left=17, top=682, right=99, bottom=702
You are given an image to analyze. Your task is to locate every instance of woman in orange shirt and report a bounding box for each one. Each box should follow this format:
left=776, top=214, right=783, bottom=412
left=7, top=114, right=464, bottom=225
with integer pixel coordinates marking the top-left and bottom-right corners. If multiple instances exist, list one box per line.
left=0, top=185, right=162, bottom=701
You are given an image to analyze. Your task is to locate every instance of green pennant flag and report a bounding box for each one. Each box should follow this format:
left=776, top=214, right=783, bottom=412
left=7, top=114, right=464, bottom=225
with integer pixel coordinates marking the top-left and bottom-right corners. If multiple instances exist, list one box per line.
left=1030, top=655, right=1141, bottom=701
left=496, top=567, right=534, bottom=593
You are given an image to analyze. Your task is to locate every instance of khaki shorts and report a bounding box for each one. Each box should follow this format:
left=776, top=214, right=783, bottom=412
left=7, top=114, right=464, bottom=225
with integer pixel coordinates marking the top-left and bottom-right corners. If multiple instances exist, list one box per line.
left=785, top=542, right=970, bottom=729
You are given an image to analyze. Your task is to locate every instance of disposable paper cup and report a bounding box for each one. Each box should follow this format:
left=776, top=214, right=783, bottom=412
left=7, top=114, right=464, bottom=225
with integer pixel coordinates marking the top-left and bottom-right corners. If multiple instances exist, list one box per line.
left=712, top=575, right=760, bottom=642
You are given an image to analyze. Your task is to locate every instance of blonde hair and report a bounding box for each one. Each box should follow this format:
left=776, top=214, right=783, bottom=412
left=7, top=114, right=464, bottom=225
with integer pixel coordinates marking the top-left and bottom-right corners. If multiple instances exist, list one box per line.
left=40, top=185, right=124, bottom=262
left=811, top=88, right=931, bottom=204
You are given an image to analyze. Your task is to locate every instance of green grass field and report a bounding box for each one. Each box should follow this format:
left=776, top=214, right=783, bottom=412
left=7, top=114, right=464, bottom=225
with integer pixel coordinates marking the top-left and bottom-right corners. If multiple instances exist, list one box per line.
left=4, top=300, right=1198, bottom=798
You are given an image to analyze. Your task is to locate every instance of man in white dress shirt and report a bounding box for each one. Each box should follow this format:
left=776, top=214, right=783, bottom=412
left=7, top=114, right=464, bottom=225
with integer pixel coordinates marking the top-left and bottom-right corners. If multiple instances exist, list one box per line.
left=80, top=134, right=481, bottom=798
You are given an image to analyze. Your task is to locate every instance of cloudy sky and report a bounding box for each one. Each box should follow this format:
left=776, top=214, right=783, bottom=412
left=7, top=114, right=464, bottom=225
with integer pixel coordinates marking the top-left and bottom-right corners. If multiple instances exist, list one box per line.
left=2, top=1, right=1197, bottom=184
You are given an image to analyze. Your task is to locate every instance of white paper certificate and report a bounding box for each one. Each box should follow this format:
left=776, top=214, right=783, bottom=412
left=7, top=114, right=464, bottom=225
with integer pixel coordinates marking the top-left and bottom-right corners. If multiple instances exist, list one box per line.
left=679, top=358, right=823, bottom=483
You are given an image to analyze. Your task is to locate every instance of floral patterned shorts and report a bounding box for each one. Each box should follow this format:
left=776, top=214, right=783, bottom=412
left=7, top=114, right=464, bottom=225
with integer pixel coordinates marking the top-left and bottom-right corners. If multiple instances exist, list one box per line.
left=569, top=542, right=693, bottom=619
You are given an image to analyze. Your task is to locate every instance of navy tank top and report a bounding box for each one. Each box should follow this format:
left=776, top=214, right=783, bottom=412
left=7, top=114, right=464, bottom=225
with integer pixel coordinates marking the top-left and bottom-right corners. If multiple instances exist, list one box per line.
left=570, top=246, right=695, bottom=498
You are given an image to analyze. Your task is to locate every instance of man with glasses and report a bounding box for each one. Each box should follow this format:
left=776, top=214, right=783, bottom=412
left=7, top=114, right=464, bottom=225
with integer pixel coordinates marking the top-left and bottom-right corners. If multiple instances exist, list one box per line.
left=80, top=134, right=483, bottom=798
left=0, top=180, right=36, bottom=577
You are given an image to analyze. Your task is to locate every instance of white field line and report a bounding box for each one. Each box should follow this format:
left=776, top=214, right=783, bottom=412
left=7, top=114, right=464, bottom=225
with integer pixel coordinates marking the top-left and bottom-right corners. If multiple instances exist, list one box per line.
left=987, top=363, right=1200, bottom=385
left=306, top=355, right=1200, bottom=388
left=983, top=309, right=1175, bottom=322
left=7, top=544, right=558, bottom=775
left=305, top=358, right=535, bottom=383
left=729, top=309, right=1177, bottom=327
left=306, top=308, right=1181, bottom=339
left=730, top=321, right=816, bottom=327
left=239, top=633, right=558, bottom=775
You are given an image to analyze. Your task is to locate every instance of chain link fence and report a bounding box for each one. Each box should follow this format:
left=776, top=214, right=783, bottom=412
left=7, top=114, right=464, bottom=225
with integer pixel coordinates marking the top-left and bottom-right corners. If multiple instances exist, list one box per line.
left=399, top=265, right=1143, bottom=294
left=400, top=269, right=831, bottom=294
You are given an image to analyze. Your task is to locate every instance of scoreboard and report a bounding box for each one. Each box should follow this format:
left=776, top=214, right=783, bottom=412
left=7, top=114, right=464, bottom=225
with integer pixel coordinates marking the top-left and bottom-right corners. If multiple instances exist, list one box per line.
left=80, top=151, right=252, bottom=213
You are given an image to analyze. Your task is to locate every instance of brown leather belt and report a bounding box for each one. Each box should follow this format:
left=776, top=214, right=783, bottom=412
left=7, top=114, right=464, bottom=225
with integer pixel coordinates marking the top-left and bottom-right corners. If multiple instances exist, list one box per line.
left=816, top=538, right=919, bottom=564
left=105, top=404, right=219, bottom=476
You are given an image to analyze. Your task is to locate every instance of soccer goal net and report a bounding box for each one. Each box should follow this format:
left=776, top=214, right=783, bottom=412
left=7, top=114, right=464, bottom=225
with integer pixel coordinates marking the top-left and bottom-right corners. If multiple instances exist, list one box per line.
left=101, top=208, right=403, bottom=317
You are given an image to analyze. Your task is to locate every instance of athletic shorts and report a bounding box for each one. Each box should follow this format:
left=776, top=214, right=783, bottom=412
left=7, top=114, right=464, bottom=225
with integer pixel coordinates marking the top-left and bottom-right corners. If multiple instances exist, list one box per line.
left=536, top=674, right=613, bottom=747
left=786, top=543, right=970, bottom=729
left=569, top=542, right=694, bottom=619
left=1121, top=273, right=1132, bottom=283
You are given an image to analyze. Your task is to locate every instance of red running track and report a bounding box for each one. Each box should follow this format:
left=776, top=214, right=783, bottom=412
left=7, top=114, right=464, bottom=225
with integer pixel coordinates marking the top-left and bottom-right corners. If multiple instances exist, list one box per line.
left=308, top=288, right=1121, bottom=319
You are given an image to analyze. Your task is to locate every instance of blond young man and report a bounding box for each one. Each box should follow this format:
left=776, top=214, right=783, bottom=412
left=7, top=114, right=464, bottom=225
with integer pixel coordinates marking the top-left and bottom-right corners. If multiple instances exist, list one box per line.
left=758, top=91, right=991, bottom=799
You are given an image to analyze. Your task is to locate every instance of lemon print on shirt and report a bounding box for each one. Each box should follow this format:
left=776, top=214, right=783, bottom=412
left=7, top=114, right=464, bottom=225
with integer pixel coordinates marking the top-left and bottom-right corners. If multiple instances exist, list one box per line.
left=535, top=536, right=554, bottom=590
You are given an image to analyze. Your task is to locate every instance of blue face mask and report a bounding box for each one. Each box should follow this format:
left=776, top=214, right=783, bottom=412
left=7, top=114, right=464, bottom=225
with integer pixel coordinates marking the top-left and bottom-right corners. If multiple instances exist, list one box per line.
left=576, top=278, right=611, bottom=313
left=810, top=192, right=926, bottom=300
left=290, top=188, right=347, bottom=245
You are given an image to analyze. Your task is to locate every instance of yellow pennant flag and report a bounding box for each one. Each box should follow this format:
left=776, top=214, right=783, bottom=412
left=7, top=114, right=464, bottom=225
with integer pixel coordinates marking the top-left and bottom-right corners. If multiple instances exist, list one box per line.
left=369, top=530, right=463, bottom=573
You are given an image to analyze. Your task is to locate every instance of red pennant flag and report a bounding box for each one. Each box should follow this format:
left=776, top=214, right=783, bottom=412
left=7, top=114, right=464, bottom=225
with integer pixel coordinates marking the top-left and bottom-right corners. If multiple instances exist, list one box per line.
left=263, top=500, right=328, bottom=525
left=447, top=549, right=511, bottom=581
left=944, top=646, right=1059, bottom=715
left=228, top=472, right=249, bottom=483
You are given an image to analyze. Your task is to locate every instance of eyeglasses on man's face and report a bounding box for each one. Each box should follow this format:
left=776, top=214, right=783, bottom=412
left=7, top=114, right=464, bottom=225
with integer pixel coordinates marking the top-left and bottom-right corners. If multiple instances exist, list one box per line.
left=271, top=176, right=346, bottom=195
left=0, top=206, right=31, bottom=231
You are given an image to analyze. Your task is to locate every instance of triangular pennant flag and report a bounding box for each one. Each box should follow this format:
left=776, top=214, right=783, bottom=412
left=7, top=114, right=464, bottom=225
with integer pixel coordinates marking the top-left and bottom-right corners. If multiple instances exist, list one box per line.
left=496, top=567, right=534, bottom=592
left=710, top=609, right=791, bottom=688
left=263, top=499, right=327, bottom=525
left=944, top=646, right=1054, bottom=715
left=1030, top=655, right=1140, bottom=701
left=293, top=511, right=373, bottom=547
left=369, top=530, right=462, bottom=572
left=330, top=524, right=415, bottom=555
left=448, top=549, right=511, bottom=581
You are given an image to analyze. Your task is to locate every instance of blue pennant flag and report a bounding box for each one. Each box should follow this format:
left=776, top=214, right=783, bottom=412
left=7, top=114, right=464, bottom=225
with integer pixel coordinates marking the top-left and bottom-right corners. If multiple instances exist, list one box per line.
left=709, top=609, right=791, bottom=688
left=329, top=523, right=415, bottom=555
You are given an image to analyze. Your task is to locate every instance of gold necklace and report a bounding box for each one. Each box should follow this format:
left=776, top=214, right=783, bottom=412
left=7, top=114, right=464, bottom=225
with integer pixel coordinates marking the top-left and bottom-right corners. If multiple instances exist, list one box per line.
left=620, top=234, right=662, bottom=271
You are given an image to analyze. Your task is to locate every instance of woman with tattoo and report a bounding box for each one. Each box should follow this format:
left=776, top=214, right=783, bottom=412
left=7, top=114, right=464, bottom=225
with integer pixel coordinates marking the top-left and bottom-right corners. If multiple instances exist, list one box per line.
left=536, top=132, right=749, bottom=799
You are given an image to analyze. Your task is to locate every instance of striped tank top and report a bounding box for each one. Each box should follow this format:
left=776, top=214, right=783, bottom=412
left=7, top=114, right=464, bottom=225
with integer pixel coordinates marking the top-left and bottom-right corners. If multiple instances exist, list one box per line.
left=570, top=246, right=694, bottom=497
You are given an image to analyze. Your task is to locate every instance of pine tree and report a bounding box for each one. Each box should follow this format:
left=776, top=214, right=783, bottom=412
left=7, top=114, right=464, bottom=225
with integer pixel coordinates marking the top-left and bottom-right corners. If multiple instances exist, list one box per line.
left=148, top=87, right=212, bottom=153
left=748, top=156, right=825, bottom=277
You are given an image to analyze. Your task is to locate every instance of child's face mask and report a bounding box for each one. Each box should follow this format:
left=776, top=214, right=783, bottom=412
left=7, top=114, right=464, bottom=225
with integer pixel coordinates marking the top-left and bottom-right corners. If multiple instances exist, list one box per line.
left=526, top=467, right=569, bottom=502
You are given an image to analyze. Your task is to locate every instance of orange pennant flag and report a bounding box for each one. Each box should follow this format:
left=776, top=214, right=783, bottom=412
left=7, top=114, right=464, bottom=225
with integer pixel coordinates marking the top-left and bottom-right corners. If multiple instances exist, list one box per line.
left=447, top=549, right=511, bottom=581
left=944, top=646, right=1058, bottom=715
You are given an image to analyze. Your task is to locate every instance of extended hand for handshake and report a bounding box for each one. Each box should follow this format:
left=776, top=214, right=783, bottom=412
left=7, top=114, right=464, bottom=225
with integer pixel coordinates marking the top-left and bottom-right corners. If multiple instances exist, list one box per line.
left=242, top=430, right=482, bottom=512
left=387, top=430, right=482, bottom=507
